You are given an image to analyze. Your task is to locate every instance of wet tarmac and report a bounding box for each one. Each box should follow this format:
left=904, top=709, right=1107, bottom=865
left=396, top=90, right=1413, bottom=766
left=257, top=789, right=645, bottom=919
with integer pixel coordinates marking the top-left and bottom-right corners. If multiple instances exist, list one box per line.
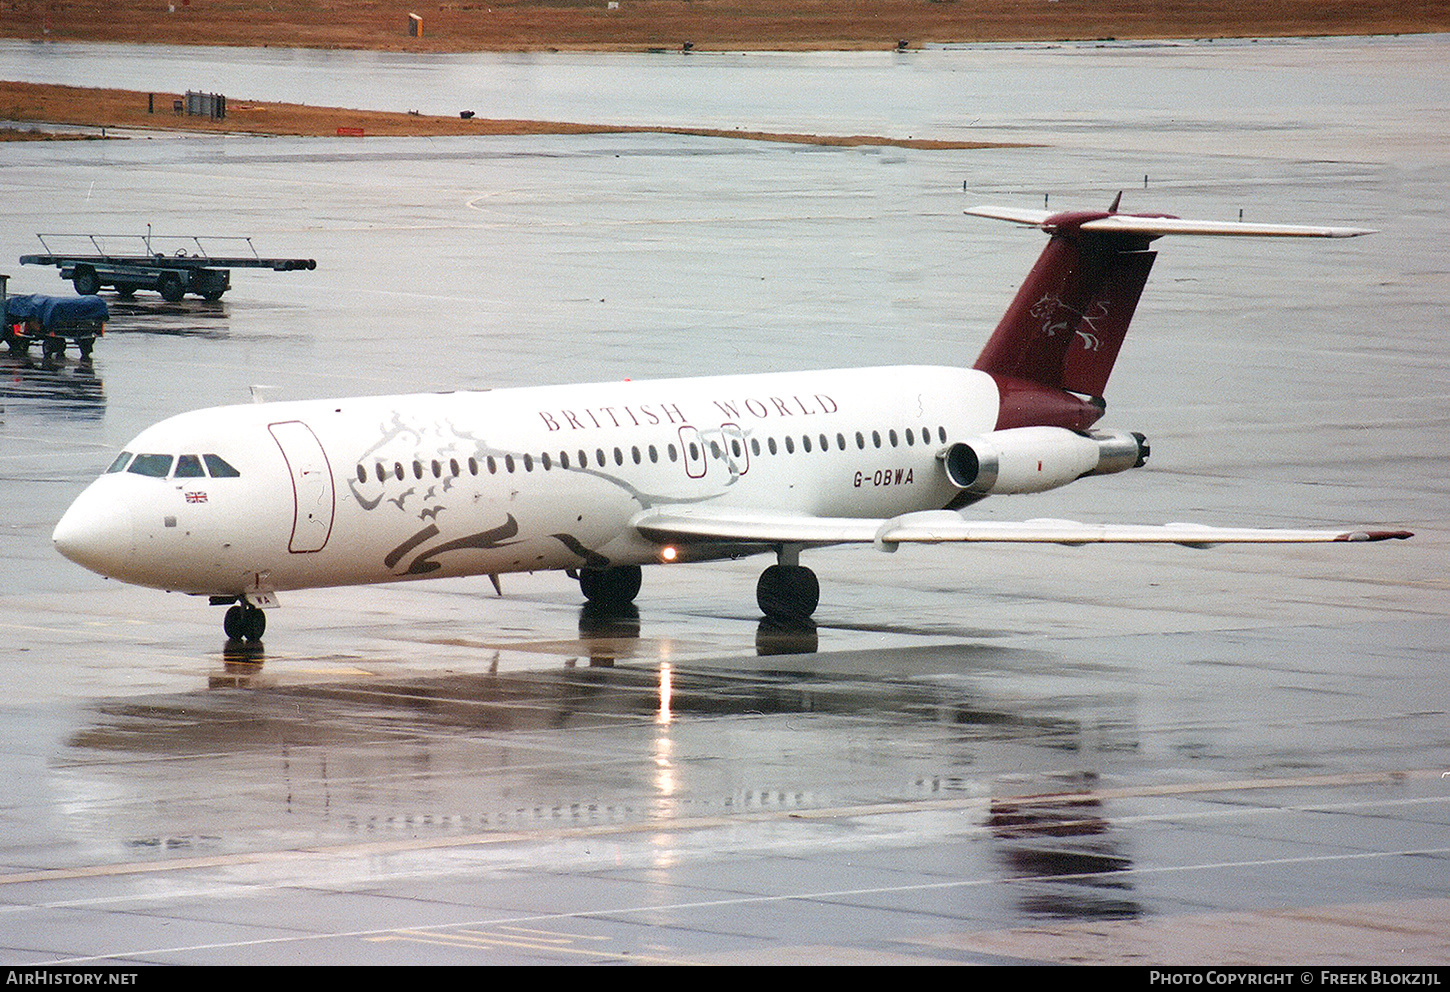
left=0, top=37, right=1447, bottom=965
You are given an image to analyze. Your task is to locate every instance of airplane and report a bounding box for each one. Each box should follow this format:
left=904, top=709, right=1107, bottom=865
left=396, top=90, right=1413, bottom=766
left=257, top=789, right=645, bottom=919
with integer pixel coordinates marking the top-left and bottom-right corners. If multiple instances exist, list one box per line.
left=52, top=201, right=1412, bottom=642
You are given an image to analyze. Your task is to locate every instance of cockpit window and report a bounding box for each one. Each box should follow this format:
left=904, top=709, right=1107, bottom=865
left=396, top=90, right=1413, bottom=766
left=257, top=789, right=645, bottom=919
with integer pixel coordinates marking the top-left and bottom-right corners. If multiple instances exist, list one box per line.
left=106, top=451, right=133, bottom=474
left=203, top=454, right=241, bottom=478
left=127, top=454, right=173, bottom=478
left=174, top=454, right=205, bottom=478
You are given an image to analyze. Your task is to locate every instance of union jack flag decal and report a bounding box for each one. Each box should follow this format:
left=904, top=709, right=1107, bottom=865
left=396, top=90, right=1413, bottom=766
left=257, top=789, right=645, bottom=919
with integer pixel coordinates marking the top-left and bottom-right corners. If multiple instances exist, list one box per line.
left=185, top=492, right=208, bottom=504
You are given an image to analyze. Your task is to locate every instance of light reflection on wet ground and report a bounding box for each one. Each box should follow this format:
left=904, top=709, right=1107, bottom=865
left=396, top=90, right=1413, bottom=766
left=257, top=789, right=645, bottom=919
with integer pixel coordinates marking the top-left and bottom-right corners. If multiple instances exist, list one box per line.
left=0, top=37, right=1446, bottom=964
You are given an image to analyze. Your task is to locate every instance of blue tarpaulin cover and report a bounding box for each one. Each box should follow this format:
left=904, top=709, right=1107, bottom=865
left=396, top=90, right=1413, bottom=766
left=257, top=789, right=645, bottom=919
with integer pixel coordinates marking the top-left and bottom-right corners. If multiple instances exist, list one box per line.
left=5, top=294, right=109, bottom=329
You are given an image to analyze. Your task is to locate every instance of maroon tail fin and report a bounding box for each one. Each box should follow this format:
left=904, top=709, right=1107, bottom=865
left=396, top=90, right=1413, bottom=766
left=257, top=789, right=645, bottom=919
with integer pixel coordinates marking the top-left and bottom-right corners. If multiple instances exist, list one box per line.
left=972, top=211, right=1157, bottom=429
left=968, top=201, right=1373, bottom=429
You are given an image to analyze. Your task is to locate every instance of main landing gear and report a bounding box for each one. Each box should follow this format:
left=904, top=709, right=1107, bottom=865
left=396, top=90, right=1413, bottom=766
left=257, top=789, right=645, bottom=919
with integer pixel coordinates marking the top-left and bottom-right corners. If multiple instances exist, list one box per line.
left=578, top=552, right=821, bottom=621
left=756, top=564, right=819, bottom=620
left=578, top=565, right=643, bottom=610
left=756, top=544, right=819, bottom=621
left=222, top=602, right=267, bottom=642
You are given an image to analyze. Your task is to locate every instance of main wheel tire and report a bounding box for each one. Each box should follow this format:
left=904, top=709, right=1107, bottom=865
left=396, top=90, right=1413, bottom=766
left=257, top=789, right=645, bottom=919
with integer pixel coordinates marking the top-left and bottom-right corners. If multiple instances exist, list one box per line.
left=579, top=565, right=643, bottom=607
left=756, top=564, right=820, bottom=620
left=158, top=273, right=186, bottom=302
left=72, top=266, right=101, bottom=296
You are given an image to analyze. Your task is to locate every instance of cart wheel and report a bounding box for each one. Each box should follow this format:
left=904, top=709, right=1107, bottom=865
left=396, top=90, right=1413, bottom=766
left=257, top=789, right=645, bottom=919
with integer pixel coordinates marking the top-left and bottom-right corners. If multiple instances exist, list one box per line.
left=72, top=265, right=101, bottom=296
left=78, top=338, right=95, bottom=359
left=41, top=337, right=66, bottom=359
left=158, top=273, right=186, bottom=303
left=202, top=291, right=225, bottom=302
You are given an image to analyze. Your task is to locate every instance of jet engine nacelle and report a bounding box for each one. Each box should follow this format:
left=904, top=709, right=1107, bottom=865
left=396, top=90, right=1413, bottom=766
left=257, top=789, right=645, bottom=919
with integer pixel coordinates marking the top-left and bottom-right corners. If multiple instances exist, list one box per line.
left=939, top=427, right=1149, bottom=496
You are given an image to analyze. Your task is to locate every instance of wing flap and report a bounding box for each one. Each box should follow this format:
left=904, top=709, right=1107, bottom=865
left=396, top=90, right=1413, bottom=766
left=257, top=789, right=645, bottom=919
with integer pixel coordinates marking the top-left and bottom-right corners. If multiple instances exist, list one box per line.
left=634, top=507, right=1411, bottom=551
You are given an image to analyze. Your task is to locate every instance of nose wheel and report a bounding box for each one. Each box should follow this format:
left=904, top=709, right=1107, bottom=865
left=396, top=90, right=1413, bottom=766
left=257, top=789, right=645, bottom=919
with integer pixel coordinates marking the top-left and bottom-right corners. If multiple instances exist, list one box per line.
left=223, top=603, right=267, bottom=642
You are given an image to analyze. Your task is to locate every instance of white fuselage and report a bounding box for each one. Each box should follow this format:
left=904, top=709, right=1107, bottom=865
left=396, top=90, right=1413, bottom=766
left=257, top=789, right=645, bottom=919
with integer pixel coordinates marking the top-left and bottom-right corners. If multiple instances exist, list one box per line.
left=53, top=365, right=1001, bottom=596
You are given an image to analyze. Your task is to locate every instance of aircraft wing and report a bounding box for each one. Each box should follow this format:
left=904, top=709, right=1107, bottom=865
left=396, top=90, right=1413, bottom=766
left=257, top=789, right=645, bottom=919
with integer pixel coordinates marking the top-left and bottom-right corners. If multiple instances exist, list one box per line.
left=633, top=507, right=1412, bottom=551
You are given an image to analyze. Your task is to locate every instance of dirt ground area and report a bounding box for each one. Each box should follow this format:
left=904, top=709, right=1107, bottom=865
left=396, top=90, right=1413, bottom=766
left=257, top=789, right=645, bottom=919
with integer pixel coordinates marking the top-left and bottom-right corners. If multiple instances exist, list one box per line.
left=3, top=0, right=1447, bottom=52
left=0, top=80, right=1033, bottom=144
left=2, top=1, right=1446, bottom=140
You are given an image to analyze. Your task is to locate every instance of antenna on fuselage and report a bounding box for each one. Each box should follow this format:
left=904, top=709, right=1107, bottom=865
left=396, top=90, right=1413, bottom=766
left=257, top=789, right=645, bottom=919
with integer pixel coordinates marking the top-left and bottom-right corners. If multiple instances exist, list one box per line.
left=249, top=385, right=275, bottom=403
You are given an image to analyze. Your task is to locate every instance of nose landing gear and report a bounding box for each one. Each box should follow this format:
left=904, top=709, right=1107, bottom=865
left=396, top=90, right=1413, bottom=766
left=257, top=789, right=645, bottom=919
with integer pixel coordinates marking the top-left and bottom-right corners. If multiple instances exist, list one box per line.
left=223, top=603, right=267, bottom=642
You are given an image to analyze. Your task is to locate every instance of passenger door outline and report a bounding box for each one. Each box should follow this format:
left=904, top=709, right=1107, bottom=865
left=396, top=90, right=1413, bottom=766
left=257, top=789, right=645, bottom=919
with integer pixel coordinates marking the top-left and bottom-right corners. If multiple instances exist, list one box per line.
left=678, top=425, right=707, bottom=479
left=268, top=420, right=335, bottom=553
left=720, top=422, right=749, bottom=477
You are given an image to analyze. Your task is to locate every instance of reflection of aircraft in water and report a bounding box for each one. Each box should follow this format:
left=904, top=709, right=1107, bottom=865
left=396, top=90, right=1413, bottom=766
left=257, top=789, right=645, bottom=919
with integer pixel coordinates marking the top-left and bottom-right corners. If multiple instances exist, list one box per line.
left=990, top=784, right=1141, bottom=921
left=53, top=203, right=1411, bottom=642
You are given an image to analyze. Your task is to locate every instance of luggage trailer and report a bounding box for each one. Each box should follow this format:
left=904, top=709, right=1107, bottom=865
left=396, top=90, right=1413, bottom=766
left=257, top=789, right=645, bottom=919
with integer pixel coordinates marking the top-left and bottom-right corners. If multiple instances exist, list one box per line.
left=20, top=233, right=316, bottom=302
left=1, top=273, right=109, bottom=360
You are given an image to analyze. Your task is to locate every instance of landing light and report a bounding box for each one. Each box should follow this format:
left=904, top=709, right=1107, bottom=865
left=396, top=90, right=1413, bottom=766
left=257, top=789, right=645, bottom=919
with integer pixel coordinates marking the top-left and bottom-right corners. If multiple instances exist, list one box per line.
left=660, top=545, right=678, bottom=562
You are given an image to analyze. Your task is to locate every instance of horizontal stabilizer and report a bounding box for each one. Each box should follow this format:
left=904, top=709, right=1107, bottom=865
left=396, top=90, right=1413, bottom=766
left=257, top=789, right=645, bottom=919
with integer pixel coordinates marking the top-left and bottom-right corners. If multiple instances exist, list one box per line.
left=966, top=205, right=1374, bottom=239
left=634, top=507, right=1411, bottom=552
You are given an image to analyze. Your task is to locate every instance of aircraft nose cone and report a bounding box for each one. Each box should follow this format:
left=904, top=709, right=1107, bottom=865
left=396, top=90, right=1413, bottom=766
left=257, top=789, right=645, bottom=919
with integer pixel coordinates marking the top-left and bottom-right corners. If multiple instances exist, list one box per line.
left=53, top=484, right=134, bottom=577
